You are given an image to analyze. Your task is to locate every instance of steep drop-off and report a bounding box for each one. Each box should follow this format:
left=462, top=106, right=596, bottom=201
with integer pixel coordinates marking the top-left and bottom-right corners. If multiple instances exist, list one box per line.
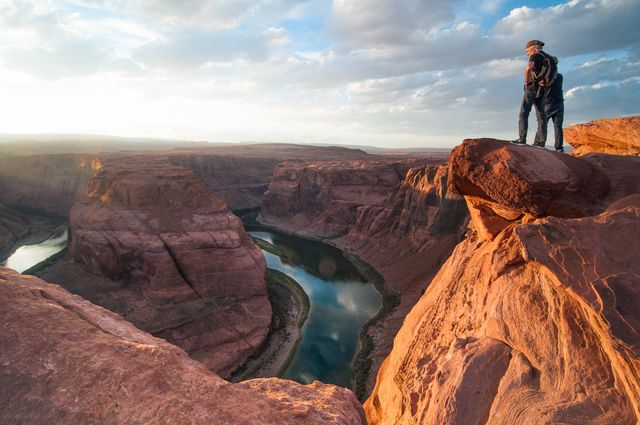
left=365, top=138, right=640, bottom=424
left=259, top=157, right=469, bottom=394
left=40, top=155, right=271, bottom=377
left=0, top=268, right=365, bottom=425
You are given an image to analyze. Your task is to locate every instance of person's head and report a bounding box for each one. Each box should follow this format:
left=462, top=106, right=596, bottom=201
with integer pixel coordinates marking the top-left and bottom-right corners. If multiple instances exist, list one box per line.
left=525, top=39, right=544, bottom=55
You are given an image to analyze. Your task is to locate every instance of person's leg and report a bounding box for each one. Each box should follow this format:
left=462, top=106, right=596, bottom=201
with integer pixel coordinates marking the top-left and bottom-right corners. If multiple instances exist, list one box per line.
left=553, top=103, right=564, bottom=150
left=533, top=95, right=547, bottom=146
left=518, top=91, right=535, bottom=143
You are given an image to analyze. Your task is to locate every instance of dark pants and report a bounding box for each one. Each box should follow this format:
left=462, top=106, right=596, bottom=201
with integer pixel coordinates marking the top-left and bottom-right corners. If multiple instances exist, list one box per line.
left=518, top=90, right=547, bottom=145
left=545, top=102, right=564, bottom=150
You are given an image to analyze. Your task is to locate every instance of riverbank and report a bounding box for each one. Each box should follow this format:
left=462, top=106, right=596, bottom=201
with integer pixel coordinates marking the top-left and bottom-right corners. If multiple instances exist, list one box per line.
left=230, top=267, right=309, bottom=381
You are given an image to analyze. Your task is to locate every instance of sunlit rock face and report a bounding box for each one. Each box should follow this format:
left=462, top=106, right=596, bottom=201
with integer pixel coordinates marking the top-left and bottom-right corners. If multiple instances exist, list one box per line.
left=365, top=138, right=640, bottom=425
left=67, top=155, right=270, bottom=376
left=0, top=268, right=366, bottom=425
left=565, top=116, right=640, bottom=156
left=260, top=158, right=469, bottom=394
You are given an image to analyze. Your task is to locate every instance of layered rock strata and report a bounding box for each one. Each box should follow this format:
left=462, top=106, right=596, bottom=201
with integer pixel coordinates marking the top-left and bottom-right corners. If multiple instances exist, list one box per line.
left=260, top=158, right=469, bottom=395
left=0, top=268, right=365, bottom=425
left=59, top=155, right=270, bottom=376
left=565, top=116, right=640, bottom=156
left=365, top=139, right=640, bottom=424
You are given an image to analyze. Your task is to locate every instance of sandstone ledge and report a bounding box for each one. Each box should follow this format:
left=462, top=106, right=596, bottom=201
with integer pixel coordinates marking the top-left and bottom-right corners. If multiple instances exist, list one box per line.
left=0, top=268, right=365, bottom=425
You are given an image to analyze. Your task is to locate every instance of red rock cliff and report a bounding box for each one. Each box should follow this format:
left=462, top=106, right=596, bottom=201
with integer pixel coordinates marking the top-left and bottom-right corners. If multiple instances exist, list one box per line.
left=62, top=155, right=271, bottom=377
left=365, top=138, right=640, bottom=424
left=0, top=268, right=365, bottom=425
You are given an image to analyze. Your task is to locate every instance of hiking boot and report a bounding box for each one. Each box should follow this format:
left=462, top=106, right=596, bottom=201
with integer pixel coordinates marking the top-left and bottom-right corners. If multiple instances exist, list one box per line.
left=532, top=143, right=546, bottom=149
left=555, top=146, right=564, bottom=152
left=510, top=139, right=526, bottom=145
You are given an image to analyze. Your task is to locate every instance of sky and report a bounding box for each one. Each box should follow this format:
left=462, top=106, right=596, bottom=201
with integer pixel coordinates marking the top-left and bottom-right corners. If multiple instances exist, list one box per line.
left=0, top=0, right=638, bottom=148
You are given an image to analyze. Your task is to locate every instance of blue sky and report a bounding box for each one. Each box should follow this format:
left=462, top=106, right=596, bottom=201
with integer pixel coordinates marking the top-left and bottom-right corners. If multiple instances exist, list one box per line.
left=0, top=0, right=638, bottom=147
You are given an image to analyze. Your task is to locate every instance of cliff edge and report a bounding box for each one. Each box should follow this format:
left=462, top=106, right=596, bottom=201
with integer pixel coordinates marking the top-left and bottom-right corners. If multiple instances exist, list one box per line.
left=0, top=268, right=365, bottom=425
left=365, top=138, right=640, bottom=424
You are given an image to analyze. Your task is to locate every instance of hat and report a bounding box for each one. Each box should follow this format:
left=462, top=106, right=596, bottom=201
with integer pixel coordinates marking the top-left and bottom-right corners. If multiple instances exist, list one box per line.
left=526, top=40, right=545, bottom=49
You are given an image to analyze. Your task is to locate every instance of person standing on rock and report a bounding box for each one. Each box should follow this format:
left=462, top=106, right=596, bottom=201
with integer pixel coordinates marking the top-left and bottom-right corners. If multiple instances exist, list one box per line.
left=512, top=40, right=558, bottom=148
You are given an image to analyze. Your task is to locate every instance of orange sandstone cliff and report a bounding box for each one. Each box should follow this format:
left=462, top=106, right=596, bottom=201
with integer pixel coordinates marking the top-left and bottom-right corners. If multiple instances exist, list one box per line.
left=0, top=268, right=365, bottom=425
left=565, top=115, right=640, bottom=156
left=365, top=138, right=640, bottom=424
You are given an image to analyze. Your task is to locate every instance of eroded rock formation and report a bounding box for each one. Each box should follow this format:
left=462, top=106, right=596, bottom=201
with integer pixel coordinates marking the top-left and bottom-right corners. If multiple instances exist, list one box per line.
left=260, top=158, right=469, bottom=395
left=565, top=116, right=640, bottom=156
left=49, top=155, right=271, bottom=376
left=365, top=139, right=640, bottom=424
left=0, top=268, right=365, bottom=425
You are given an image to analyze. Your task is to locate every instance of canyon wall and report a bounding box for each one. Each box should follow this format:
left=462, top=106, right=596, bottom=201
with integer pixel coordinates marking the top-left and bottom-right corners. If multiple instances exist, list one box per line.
left=259, top=157, right=469, bottom=394
left=43, top=155, right=271, bottom=377
left=0, top=204, right=30, bottom=260
left=169, top=144, right=375, bottom=210
left=565, top=116, right=640, bottom=156
left=0, top=154, right=97, bottom=217
left=0, top=268, right=365, bottom=424
left=365, top=138, right=640, bottom=424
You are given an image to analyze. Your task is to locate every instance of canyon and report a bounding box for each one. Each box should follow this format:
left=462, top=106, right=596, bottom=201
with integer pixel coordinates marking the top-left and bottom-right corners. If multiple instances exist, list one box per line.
left=1, top=115, right=639, bottom=424
left=259, top=156, right=469, bottom=395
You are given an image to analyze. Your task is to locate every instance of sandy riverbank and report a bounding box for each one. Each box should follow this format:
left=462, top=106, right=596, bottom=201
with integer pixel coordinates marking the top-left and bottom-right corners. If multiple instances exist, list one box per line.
left=231, top=267, right=309, bottom=381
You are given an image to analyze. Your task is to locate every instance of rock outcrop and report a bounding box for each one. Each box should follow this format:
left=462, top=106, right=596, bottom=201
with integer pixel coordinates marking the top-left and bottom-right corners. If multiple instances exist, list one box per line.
left=565, top=116, right=640, bottom=156
left=260, top=157, right=469, bottom=395
left=48, top=155, right=271, bottom=377
left=365, top=139, right=640, bottom=424
left=0, top=268, right=365, bottom=424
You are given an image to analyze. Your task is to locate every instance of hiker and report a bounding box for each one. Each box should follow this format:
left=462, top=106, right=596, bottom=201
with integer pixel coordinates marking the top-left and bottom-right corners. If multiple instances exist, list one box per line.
left=512, top=40, right=557, bottom=148
left=544, top=72, right=565, bottom=152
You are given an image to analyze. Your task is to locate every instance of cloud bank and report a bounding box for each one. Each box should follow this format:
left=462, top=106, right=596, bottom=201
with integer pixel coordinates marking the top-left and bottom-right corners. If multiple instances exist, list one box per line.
left=0, top=0, right=638, bottom=147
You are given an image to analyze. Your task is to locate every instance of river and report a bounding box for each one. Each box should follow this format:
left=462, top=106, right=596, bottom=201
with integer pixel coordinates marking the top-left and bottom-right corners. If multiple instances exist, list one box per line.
left=249, top=229, right=382, bottom=388
left=1, top=228, right=68, bottom=273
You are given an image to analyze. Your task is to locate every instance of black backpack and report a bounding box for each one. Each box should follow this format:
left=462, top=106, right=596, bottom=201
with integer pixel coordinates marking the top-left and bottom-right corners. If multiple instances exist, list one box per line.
left=537, top=51, right=558, bottom=87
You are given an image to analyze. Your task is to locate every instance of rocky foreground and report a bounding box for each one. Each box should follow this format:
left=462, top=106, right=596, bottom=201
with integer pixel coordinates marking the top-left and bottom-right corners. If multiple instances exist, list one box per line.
left=0, top=268, right=365, bottom=425
left=365, top=138, right=640, bottom=424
